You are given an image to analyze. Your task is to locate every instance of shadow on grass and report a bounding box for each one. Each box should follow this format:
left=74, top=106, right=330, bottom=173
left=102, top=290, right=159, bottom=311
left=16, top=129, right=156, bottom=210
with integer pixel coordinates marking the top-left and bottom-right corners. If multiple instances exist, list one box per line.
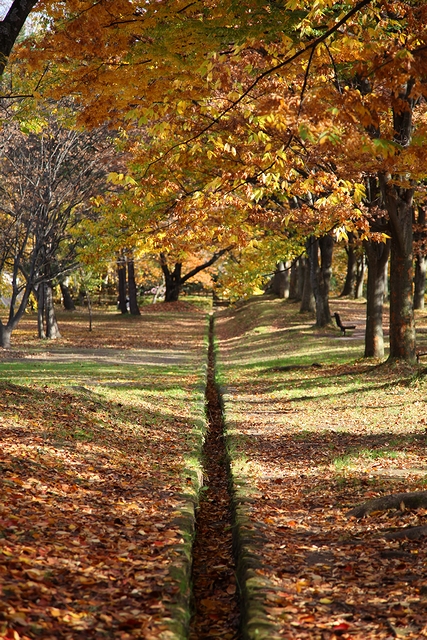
left=0, top=372, right=204, bottom=638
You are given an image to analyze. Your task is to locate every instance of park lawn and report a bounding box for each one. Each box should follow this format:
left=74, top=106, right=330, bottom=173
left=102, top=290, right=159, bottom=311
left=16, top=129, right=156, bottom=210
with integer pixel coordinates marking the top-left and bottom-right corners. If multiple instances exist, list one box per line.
left=216, top=296, right=427, bottom=640
left=0, top=305, right=209, bottom=640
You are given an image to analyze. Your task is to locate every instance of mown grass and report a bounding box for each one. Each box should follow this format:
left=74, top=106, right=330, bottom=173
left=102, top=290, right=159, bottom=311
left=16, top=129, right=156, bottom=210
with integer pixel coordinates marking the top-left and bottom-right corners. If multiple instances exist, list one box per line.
left=0, top=305, right=209, bottom=639
left=215, top=294, right=427, bottom=639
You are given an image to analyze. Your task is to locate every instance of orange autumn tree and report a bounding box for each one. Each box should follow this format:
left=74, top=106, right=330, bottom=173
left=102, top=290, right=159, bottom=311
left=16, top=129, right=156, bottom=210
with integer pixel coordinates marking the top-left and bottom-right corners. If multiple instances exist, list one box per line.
left=17, top=0, right=427, bottom=361
left=78, top=154, right=252, bottom=303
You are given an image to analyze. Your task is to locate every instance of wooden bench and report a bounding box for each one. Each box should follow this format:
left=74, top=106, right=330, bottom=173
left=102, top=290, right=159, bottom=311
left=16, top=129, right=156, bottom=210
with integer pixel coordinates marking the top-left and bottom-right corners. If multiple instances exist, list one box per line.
left=416, top=350, right=427, bottom=364
left=334, top=312, right=356, bottom=336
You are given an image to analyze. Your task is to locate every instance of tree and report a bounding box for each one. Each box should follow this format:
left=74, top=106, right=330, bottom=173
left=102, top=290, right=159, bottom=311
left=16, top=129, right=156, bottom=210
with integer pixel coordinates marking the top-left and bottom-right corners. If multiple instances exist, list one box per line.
left=0, top=103, right=118, bottom=346
left=21, top=0, right=427, bottom=360
left=160, top=247, right=231, bottom=303
left=340, top=232, right=358, bottom=298
left=413, top=205, right=427, bottom=310
left=309, top=235, right=333, bottom=328
left=364, top=238, right=390, bottom=359
left=0, top=0, right=38, bottom=76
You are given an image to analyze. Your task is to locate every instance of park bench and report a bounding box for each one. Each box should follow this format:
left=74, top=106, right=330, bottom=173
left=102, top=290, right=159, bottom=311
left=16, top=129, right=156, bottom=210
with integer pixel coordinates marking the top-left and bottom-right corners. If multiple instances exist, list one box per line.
left=416, top=349, right=427, bottom=364
left=334, top=312, right=356, bottom=336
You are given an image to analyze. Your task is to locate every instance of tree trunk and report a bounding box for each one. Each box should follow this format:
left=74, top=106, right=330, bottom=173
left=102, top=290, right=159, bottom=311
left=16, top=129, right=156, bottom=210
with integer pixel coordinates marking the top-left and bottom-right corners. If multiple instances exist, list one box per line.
left=364, top=239, right=390, bottom=358
left=0, top=1, right=39, bottom=76
left=45, top=282, right=61, bottom=339
left=289, top=260, right=299, bottom=300
left=0, top=324, right=13, bottom=349
left=0, top=287, right=31, bottom=348
left=387, top=193, right=416, bottom=361
left=340, top=232, right=357, bottom=297
left=127, top=255, right=141, bottom=315
left=271, top=261, right=290, bottom=299
left=414, top=255, right=426, bottom=310
left=297, top=258, right=305, bottom=301
left=60, top=281, right=76, bottom=311
left=354, top=253, right=366, bottom=298
left=159, top=247, right=232, bottom=303
left=117, top=255, right=128, bottom=314
left=382, top=81, right=416, bottom=362
left=299, top=255, right=315, bottom=313
left=414, top=206, right=427, bottom=310
left=310, top=235, right=333, bottom=327
left=163, top=263, right=182, bottom=302
left=383, top=259, right=389, bottom=301
left=36, top=284, right=46, bottom=339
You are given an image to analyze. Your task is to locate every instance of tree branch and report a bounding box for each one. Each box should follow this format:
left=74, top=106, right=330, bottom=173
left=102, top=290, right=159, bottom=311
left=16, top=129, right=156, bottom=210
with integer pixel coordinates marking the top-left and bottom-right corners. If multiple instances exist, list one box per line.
left=0, top=0, right=39, bottom=76
left=181, top=245, right=233, bottom=283
left=144, top=0, right=373, bottom=173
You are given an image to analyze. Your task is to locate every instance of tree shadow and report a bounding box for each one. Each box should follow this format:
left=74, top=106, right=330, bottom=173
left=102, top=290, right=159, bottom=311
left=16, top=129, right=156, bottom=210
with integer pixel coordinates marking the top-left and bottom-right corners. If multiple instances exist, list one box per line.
left=0, top=376, right=202, bottom=638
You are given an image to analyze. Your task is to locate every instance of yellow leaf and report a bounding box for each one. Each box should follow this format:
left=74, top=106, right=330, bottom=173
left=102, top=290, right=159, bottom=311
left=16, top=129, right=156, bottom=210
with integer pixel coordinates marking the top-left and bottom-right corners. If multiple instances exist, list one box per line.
left=25, top=568, right=44, bottom=581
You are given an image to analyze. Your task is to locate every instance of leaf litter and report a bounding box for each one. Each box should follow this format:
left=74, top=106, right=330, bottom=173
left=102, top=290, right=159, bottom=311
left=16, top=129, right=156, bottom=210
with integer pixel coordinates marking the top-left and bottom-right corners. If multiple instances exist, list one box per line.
left=189, top=318, right=240, bottom=639
left=0, top=306, right=208, bottom=639
left=215, top=297, right=427, bottom=639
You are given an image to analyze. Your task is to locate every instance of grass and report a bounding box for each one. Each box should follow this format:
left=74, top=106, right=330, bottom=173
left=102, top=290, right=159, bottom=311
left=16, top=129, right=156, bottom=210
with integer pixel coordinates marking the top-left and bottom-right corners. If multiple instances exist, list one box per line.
left=215, top=294, right=427, bottom=640
left=333, top=448, right=402, bottom=471
left=0, top=304, right=209, bottom=639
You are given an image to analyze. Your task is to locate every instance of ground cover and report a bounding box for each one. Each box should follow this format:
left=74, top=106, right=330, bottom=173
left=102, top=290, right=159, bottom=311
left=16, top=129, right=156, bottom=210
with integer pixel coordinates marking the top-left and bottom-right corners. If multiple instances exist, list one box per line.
left=215, top=296, right=427, bottom=639
left=0, top=306, right=209, bottom=640
left=189, top=319, right=240, bottom=640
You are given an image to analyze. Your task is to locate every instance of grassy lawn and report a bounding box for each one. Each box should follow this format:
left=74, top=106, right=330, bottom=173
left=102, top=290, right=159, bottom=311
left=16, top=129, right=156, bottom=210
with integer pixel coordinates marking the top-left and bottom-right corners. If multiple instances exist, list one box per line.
left=0, top=306, right=209, bottom=640
left=216, top=295, right=427, bottom=640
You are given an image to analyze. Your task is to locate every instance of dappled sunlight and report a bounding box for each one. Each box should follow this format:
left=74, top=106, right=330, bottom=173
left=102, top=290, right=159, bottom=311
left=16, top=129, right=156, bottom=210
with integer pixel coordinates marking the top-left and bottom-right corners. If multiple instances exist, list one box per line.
left=0, top=308, right=208, bottom=638
left=217, top=297, right=427, bottom=639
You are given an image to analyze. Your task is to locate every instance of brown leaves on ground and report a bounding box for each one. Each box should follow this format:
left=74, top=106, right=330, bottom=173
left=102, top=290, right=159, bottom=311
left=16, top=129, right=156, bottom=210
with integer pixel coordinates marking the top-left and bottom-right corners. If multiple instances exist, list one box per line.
left=0, top=305, right=207, bottom=639
left=216, top=297, right=427, bottom=640
left=189, top=336, right=240, bottom=639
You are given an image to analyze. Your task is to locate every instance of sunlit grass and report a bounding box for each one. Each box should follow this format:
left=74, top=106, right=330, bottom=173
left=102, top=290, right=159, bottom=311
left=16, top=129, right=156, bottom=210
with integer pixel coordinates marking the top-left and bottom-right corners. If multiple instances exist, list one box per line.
left=333, top=448, right=403, bottom=471
left=0, top=306, right=210, bottom=638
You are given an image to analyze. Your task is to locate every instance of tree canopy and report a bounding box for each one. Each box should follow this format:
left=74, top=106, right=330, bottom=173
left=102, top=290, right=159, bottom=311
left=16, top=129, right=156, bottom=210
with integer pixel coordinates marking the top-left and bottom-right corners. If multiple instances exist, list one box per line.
left=0, top=0, right=427, bottom=357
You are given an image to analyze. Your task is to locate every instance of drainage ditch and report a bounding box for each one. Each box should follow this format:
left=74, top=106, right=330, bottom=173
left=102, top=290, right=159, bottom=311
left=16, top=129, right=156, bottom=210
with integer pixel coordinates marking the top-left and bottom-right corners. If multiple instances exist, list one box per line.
left=189, top=316, right=240, bottom=639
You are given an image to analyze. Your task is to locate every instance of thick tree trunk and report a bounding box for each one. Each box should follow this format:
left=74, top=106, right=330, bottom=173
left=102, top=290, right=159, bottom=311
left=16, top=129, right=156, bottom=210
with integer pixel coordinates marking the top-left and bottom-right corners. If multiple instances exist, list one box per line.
left=388, top=203, right=416, bottom=361
left=289, top=260, right=299, bottom=300
left=364, top=239, right=390, bottom=358
left=45, top=282, right=61, bottom=339
left=383, top=81, right=416, bottom=362
left=164, top=263, right=182, bottom=302
left=127, top=256, right=141, bottom=315
left=117, top=256, right=128, bottom=314
left=299, top=256, right=315, bottom=313
left=159, top=247, right=232, bottom=304
left=310, top=235, right=333, bottom=327
left=0, top=1, right=39, bottom=76
left=60, top=281, right=76, bottom=311
left=340, top=232, right=357, bottom=297
left=0, top=324, right=12, bottom=349
left=271, top=261, right=290, bottom=299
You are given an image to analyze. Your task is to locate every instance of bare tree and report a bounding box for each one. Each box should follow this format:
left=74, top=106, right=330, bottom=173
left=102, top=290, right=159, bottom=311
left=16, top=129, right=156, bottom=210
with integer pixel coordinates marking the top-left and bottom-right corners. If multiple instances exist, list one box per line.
left=0, top=105, right=119, bottom=346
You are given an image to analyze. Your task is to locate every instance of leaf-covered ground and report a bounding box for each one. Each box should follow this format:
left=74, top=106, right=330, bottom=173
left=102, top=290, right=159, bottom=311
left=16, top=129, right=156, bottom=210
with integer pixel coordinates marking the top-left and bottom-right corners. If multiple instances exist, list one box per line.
left=189, top=319, right=240, bottom=640
left=0, top=307, right=208, bottom=640
left=4, top=298, right=427, bottom=640
left=216, top=296, right=427, bottom=640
